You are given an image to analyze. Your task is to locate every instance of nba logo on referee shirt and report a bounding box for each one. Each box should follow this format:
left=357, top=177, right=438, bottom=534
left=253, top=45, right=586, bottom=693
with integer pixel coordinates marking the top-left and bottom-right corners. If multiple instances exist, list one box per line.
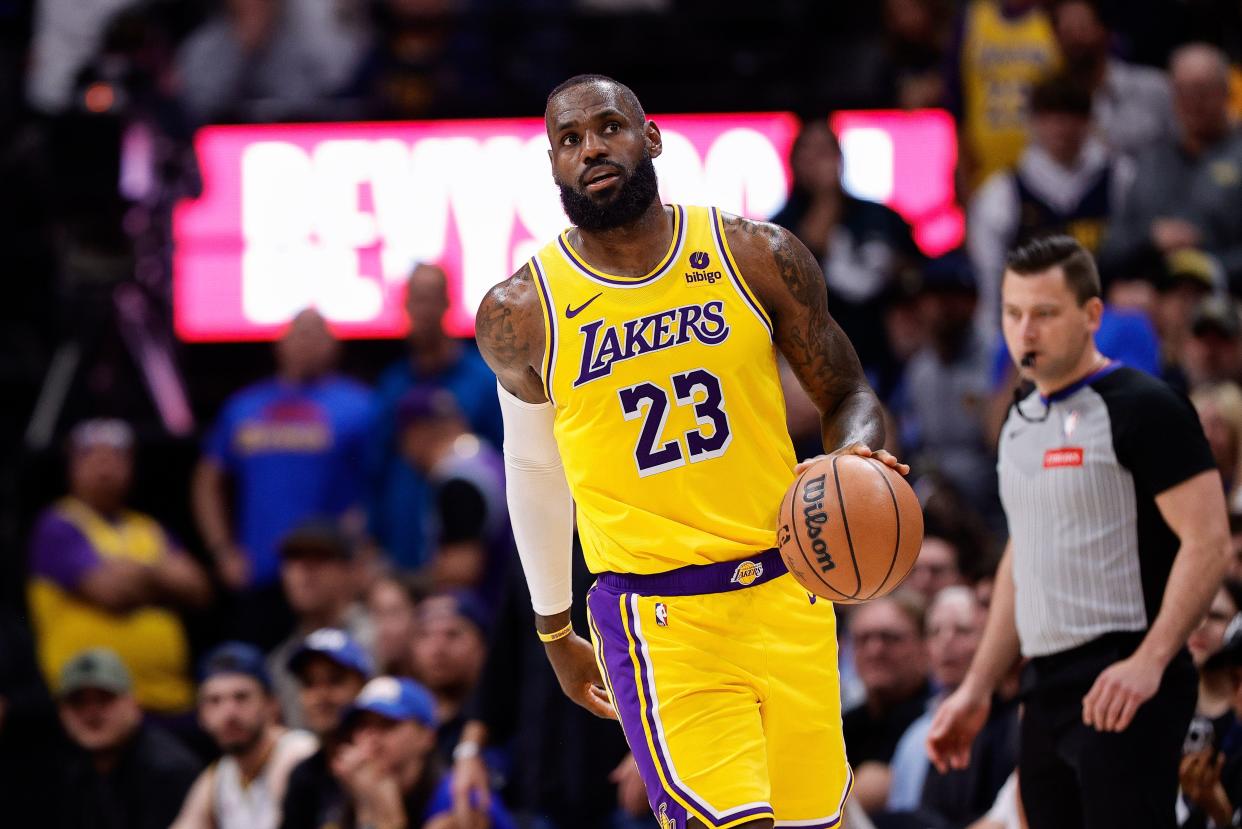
left=655, top=603, right=669, bottom=627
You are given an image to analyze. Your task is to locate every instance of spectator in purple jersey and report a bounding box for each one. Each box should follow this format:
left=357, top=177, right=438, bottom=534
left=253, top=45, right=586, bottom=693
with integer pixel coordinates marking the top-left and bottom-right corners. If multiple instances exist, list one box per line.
left=395, top=388, right=510, bottom=611
left=27, top=419, right=211, bottom=718
left=367, top=263, right=504, bottom=570
left=192, top=309, right=371, bottom=647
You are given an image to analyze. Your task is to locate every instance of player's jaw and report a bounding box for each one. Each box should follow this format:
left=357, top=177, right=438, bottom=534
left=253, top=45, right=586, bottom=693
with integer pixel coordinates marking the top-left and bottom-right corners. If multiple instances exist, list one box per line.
left=557, top=152, right=659, bottom=231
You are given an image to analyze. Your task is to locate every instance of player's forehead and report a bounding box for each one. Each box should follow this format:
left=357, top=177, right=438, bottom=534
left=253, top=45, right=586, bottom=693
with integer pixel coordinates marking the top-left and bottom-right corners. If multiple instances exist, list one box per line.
left=546, top=82, right=636, bottom=133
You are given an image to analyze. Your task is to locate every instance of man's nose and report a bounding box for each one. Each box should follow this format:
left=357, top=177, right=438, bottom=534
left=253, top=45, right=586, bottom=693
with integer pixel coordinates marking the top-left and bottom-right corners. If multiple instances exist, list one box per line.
left=581, top=130, right=608, bottom=161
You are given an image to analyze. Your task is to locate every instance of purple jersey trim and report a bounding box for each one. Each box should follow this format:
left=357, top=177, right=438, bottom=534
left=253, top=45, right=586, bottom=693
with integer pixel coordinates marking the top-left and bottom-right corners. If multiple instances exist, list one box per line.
left=556, top=206, right=686, bottom=288
left=596, top=548, right=786, bottom=597
left=27, top=510, right=103, bottom=589
left=710, top=207, right=774, bottom=338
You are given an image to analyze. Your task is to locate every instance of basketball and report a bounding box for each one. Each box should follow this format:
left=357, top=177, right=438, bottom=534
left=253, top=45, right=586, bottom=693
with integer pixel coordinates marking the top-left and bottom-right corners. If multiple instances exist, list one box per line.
left=777, top=454, right=923, bottom=604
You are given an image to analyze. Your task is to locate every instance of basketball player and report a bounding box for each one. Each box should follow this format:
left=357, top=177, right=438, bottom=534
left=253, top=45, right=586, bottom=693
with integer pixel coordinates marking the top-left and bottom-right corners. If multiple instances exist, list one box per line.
left=474, top=74, right=905, bottom=829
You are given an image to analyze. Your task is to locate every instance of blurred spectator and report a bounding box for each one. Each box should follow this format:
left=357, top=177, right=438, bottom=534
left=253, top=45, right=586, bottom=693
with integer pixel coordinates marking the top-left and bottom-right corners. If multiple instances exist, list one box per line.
left=895, top=255, right=999, bottom=518
left=908, top=533, right=970, bottom=604
left=335, top=676, right=515, bottom=829
left=1050, top=0, right=1174, bottom=156
left=27, top=419, right=211, bottom=717
left=1100, top=44, right=1242, bottom=291
left=397, top=388, right=510, bottom=605
left=25, top=0, right=138, bottom=113
left=1183, top=298, right=1242, bottom=389
left=267, top=521, right=374, bottom=730
left=890, top=588, right=1018, bottom=826
left=771, top=121, right=922, bottom=391
left=52, top=647, right=201, bottom=829
left=411, top=592, right=487, bottom=765
left=1155, top=251, right=1222, bottom=387
left=969, top=73, right=1133, bottom=339
left=172, top=643, right=317, bottom=829
left=367, top=573, right=421, bottom=677
left=368, top=264, right=503, bottom=569
left=842, top=592, right=933, bottom=813
left=887, top=588, right=979, bottom=814
left=192, top=309, right=370, bottom=646
left=1191, top=383, right=1242, bottom=509
left=945, top=0, right=1060, bottom=192
left=280, top=628, right=372, bottom=829
left=346, top=0, right=492, bottom=119
left=176, top=0, right=351, bottom=124
left=451, top=557, right=637, bottom=829
left=1180, top=619, right=1242, bottom=826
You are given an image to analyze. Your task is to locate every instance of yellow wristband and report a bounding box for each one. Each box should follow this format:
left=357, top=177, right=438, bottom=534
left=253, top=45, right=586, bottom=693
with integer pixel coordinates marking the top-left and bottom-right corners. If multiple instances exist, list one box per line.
left=537, top=622, right=574, bottom=643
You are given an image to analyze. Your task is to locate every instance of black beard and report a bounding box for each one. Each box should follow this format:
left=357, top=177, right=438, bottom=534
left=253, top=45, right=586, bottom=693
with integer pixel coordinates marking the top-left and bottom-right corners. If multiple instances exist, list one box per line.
left=558, top=153, right=659, bottom=231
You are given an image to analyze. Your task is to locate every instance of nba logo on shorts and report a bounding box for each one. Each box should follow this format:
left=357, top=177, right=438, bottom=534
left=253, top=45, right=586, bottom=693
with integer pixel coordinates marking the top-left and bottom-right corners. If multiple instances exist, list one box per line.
left=655, top=602, right=669, bottom=627
left=731, top=560, right=764, bottom=586
left=657, top=802, right=676, bottom=829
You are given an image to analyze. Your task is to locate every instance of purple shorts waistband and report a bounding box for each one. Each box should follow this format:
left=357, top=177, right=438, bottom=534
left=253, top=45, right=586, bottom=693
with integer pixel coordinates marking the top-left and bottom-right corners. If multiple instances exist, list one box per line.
left=595, top=548, right=787, bottom=597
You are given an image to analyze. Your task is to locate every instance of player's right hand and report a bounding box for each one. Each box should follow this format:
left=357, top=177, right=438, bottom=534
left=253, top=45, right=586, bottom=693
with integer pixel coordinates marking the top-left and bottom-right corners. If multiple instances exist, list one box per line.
left=545, top=633, right=617, bottom=719
left=926, top=683, right=990, bottom=773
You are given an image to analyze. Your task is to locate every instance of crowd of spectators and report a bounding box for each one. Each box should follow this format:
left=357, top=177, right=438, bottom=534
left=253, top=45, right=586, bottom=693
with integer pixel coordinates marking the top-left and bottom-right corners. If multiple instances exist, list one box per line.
left=6, top=0, right=1242, bottom=827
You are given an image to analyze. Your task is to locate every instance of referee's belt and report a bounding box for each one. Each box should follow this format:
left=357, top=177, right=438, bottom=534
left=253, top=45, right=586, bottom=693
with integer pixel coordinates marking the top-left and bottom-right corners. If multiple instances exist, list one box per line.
left=595, top=548, right=786, bottom=596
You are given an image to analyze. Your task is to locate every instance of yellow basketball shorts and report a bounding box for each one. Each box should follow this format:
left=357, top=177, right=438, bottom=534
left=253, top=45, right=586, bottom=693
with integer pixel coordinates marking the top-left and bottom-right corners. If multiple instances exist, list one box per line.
left=585, top=548, right=853, bottom=829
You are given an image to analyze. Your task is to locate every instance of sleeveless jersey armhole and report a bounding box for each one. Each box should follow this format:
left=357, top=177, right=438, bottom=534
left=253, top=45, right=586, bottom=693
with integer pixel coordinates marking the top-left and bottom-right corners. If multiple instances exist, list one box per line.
left=709, top=207, right=774, bottom=339
left=528, top=255, right=559, bottom=406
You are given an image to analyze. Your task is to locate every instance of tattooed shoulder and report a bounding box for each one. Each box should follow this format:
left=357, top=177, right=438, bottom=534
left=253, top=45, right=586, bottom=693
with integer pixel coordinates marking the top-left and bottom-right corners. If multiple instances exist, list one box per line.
left=475, top=263, right=544, bottom=375
left=719, top=212, right=827, bottom=317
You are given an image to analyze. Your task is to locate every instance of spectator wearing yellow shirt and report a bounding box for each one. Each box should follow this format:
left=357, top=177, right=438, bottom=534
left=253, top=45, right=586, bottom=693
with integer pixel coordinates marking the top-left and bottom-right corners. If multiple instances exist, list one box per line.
left=26, top=420, right=212, bottom=716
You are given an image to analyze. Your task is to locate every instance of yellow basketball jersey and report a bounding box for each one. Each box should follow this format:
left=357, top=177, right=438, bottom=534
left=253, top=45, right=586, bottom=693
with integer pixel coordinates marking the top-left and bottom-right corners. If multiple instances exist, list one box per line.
left=530, top=205, right=798, bottom=575
left=961, top=0, right=1059, bottom=188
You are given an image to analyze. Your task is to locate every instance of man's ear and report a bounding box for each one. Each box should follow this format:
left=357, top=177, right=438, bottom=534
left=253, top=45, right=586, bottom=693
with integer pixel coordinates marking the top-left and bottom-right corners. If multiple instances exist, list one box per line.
left=645, top=120, right=662, bottom=160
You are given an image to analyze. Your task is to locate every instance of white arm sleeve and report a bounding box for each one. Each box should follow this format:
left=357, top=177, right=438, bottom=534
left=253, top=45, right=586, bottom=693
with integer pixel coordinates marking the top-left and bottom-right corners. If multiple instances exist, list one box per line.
left=498, top=382, right=574, bottom=616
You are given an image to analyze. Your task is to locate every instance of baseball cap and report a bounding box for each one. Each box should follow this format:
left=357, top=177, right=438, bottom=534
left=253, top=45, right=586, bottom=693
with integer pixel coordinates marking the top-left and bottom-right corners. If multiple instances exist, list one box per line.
left=70, top=419, right=134, bottom=452
left=918, top=252, right=977, bottom=295
left=58, top=648, right=132, bottom=697
left=1206, top=613, right=1242, bottom=671
left=288, top=628, right=374, bottom=680
left=278, top=519, right=352, bottom=561
left=344, top=676, right=436, bottom=728
left=1165, top=248, right=1222, bottom=293
left=199, top=642, right=272, bottom=691
left=418, top=591, right=490, bottom=636
left=396, top=388, right=461, bottom=431
left=1192, top=296, right=1241, bottom=339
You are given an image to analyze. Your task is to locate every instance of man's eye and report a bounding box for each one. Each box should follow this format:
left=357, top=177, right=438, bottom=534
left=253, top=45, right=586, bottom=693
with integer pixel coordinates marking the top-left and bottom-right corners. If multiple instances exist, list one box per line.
left=562, top=135, right=578, bottom=146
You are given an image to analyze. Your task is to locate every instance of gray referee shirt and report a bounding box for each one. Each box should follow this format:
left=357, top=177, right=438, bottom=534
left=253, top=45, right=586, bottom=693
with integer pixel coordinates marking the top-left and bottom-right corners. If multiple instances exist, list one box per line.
left=997, top=363, right=1215, bottom=658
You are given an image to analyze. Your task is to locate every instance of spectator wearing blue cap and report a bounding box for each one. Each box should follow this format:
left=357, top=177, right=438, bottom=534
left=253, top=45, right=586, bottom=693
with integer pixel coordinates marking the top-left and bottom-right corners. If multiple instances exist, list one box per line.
left=267, top=520, right=375, bottom=731
left=171, top=643, right=317, bottom=829
left=395, top=388, right=511, bottom=611
left=332, top=677, right=515, bottom=829
left=280, top=629, right=372, bottom=829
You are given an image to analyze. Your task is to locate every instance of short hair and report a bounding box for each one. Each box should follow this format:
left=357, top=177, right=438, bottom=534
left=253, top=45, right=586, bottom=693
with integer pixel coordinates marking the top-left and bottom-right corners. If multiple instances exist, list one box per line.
left=1029, top=73, right=1093, bottom=118
left=545, top=74, right=645, bottom=121
left=1005, top=235, right=1101, bottom=305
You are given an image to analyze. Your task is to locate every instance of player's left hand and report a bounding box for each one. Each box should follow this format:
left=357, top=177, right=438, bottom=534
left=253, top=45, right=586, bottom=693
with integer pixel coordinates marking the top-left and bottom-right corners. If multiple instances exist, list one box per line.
left=795, top=444, right=910, bottom=477
left=1080, top=652, right=1163, bottom=732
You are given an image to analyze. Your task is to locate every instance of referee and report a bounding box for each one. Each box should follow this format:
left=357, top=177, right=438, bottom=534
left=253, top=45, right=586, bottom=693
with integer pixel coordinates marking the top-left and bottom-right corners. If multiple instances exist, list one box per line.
left=926, top=235, right=1231, bottom=829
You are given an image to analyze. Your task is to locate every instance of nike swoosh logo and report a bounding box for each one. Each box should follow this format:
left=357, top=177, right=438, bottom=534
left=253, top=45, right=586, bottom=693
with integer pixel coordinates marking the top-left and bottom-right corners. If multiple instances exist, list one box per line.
left=565, top=293, right=603, bottom=319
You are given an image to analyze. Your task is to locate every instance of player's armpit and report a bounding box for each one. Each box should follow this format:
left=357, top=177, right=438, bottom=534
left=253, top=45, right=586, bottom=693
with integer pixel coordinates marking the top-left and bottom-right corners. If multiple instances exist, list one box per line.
left=475, top=263, right=548, bottom=404
left=720, top=214, right=883, bottom=451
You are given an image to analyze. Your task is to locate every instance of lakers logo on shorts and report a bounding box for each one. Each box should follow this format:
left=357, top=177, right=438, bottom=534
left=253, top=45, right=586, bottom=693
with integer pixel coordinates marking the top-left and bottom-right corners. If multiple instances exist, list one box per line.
left=730, top=560, right=764, bottom=586
left=657, top=802, right=676, bottom=829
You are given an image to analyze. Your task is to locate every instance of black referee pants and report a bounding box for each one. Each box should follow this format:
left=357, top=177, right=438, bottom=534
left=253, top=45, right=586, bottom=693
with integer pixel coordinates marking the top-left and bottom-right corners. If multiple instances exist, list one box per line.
left=1018, top=632, right=1196, bottom=829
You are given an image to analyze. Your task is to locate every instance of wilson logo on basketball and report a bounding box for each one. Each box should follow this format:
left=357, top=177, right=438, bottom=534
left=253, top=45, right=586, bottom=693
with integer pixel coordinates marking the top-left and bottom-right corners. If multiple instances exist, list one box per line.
left=1043, top=447, right=1083, bottom=468
left=801, top=474, right=836, bottom=572
left=731, top=560, right=764, bottom=586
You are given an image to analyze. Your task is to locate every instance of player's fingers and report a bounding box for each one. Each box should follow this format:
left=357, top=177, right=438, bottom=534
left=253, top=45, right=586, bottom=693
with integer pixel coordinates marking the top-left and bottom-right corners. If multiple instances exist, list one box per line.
left=794, top=455, right=828, bottom=474
left=587, top=685, right=618, bottom=719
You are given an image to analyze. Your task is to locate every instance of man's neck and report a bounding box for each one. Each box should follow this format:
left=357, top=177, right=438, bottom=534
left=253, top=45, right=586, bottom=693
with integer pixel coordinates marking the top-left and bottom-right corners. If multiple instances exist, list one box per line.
left=410, top=335, right=459, bottom=374
left=90, top=742, right=128, bottom=776
left=570, top=201, right=672, bottom=277
left=1033, top=348, right=1107, bottom=397
left=235, top=726, right=281, bottom=784
left=72, top=492, right=122, bottom=518
left=1182, top=124, right=1229, bottom=159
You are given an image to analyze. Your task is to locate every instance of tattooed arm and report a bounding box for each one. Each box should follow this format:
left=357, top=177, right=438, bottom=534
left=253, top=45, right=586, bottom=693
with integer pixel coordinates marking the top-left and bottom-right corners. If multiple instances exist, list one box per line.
left=722, top=214, right=897, bottom=463
left=474, top=266, right=615, bottom=720
left=475, top=264, right=547, bottom=402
